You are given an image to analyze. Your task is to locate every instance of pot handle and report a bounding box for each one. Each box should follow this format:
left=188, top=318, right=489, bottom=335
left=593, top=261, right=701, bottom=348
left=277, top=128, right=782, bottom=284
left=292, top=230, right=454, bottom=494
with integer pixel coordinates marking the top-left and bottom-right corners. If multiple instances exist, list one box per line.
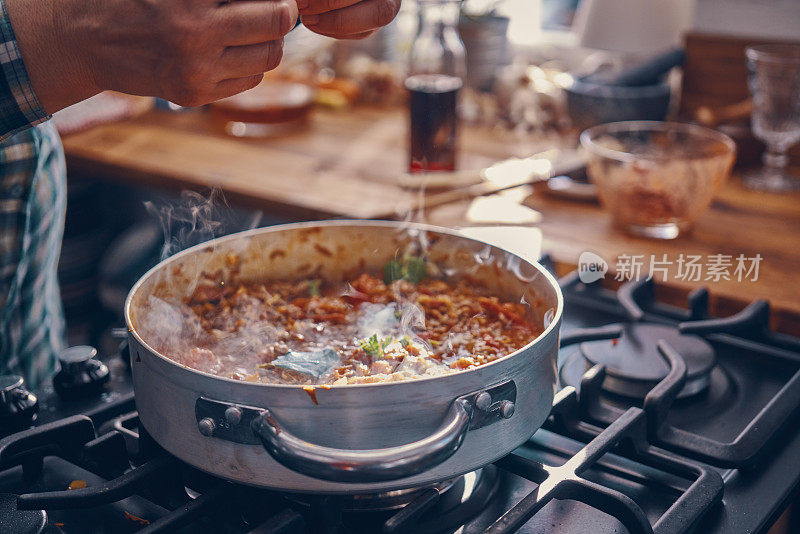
left=248, top=382, right=516, bottom=483
left=251, top=398, right=471, bottom=483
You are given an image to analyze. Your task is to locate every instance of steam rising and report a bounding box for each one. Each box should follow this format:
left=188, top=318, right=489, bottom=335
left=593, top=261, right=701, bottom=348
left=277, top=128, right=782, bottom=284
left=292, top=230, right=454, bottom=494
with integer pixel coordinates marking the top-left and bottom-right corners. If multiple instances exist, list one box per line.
left=133, top=188, right=551, bottom=386
left=144, top=189, right=262, bottom=261
left=138, top=188, right=271, bottom=375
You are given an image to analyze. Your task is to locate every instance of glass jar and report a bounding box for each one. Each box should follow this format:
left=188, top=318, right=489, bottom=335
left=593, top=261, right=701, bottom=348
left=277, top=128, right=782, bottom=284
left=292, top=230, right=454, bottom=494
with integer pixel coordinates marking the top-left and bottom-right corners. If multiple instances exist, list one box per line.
left=406, top=0, right=467, bottom=173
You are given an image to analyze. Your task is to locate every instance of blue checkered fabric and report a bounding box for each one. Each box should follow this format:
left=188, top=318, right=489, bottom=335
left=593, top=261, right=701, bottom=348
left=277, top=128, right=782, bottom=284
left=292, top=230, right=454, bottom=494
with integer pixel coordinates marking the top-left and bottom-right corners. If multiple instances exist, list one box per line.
left=0, top=122, right=67, bottom=389
left=0, top=1, right=66, bottom=388
left=0, top=0, right=49, bottom=141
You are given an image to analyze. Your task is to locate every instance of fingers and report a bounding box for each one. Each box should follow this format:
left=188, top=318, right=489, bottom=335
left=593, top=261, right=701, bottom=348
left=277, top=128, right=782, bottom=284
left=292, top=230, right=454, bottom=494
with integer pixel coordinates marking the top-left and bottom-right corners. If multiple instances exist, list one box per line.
left=333, top=30, right=377, bottom=40
left=162, top=0, right=295, bottom=107
left=213, top=74, right=265, bottom=100
left=301, top=0, right=399, bottom=38
left=169, top=73, right=264, bottom=107
left=216, top=0, right=299, bottom=45
left=219, top=40, right=284, bottom=79
left=297, top=0, right=362, bottom=16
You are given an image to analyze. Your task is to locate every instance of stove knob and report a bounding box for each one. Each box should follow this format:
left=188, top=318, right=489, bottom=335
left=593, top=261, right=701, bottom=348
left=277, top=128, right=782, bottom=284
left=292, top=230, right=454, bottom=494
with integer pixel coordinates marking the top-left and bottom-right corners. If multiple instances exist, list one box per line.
left=53, top=346, right=111, bottom=399
left=0, top=375, right=38, bottom=435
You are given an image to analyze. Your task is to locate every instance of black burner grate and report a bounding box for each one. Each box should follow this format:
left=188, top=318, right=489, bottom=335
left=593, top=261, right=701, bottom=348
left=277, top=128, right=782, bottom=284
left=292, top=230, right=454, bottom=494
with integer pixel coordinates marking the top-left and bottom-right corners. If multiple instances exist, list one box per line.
left=0, top=402, right=502, bottom=533
left=1, top=260, right=799, bottom=533
left=0, top=373, right=726, bottom=534
left=487, top=385, right=723, bottom=533
left=562, top=276, right=800, bottom=468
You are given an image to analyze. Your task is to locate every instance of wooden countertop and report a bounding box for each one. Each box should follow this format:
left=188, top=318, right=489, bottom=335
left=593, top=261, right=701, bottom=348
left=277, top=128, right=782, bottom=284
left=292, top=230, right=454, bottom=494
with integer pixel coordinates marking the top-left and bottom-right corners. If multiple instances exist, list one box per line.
left=61, top=106, right=800, bottom=332
left=61, top=107, right=559, bottom=220
left=425, top=179, right=800, bottom=333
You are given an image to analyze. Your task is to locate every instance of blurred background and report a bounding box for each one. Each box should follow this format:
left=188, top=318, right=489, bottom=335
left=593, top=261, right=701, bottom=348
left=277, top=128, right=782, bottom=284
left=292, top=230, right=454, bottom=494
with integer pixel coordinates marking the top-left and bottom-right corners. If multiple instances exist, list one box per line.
left=54, top=0, right=800, bottom=353
left=6, top=1, right=798, bottom=532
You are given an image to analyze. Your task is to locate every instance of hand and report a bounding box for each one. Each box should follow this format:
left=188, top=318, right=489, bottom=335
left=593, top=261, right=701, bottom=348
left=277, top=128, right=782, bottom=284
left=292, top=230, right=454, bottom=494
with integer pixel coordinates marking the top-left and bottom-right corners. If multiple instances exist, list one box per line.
left=298, top=0, right=400, bottom=40
left=6, top=0, right=298, bottom=112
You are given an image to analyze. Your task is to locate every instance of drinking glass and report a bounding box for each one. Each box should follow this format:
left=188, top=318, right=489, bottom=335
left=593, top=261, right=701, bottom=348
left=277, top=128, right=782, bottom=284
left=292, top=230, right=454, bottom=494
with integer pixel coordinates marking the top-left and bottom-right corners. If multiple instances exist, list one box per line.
left=406, top=0, right=466, bottom=173
left=744, top=44, right=800, bottom=192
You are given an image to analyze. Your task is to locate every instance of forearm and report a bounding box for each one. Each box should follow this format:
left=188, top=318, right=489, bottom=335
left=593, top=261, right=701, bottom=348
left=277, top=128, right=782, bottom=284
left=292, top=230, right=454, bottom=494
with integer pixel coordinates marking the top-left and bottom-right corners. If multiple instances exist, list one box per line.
left=5, top=0, right=99, bottom=114
left=0, top=0, right=397, bottom=130
left=2, top=0, right=299, bottom=111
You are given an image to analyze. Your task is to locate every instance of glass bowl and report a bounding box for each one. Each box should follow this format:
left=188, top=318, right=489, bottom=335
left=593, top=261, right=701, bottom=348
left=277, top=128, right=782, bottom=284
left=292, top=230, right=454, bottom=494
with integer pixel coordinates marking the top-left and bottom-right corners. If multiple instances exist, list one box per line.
left=580, top=121, right=736, bottom=239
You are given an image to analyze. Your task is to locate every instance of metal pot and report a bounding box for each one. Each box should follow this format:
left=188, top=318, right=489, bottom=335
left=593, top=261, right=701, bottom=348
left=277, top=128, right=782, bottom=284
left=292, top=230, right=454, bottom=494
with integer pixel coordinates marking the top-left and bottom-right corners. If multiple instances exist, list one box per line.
left=125, top=221, right=563, bottom=494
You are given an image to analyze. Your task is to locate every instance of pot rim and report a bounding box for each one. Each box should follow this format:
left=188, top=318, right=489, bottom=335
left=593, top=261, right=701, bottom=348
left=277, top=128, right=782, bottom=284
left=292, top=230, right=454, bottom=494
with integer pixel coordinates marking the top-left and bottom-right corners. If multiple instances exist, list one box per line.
left=124, top=219, right=564, bottom=391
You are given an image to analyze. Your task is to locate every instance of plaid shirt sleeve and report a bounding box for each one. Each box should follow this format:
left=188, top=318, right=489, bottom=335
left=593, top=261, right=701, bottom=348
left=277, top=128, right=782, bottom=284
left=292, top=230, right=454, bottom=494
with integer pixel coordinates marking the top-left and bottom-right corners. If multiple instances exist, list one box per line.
left=0, top=0, right=49, bottom=142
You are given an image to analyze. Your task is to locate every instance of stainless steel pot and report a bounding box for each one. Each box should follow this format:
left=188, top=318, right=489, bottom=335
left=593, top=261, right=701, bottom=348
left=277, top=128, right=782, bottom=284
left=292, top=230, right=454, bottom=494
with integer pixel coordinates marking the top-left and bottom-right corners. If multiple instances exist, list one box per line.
left=125, top=221, right=563, bottom=493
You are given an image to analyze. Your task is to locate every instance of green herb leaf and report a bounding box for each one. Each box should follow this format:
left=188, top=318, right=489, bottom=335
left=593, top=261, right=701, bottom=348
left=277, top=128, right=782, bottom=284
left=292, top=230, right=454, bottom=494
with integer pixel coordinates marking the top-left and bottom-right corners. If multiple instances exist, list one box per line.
left=360, top=333, right=394, bottom=359
left=404, top=257, right=427, bottom=284
left=383, top=256, right=427, bottom=285
left=383, top=260, right=404, bottom=284
left=307, top=279, right=321, bottom=297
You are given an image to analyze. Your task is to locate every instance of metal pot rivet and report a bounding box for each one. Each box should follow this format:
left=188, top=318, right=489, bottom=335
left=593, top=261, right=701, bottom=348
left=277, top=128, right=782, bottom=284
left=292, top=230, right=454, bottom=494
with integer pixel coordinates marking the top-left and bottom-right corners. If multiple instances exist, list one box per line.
left=198, top=417, right=216, bottom=436
left=475, top=391, right=492, bottom=411
left=499, top=400, right=515, bottom=419
left=224, top=406, right=243, bottom=426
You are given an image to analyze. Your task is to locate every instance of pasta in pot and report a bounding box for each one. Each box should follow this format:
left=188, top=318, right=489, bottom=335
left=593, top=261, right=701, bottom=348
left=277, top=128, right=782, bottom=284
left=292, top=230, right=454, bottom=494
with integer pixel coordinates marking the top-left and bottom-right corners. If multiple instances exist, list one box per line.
left=142, top=264, right=541, bottom=385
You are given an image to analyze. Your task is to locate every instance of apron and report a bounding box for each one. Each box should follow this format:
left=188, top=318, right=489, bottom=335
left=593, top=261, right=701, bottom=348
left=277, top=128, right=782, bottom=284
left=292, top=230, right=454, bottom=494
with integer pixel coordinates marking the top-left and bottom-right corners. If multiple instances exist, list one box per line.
left=0, top=119, right=66, bottom=389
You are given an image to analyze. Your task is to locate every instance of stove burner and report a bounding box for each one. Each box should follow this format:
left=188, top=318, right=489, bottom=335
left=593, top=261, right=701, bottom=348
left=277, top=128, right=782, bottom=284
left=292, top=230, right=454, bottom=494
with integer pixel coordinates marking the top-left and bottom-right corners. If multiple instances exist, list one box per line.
left=0, top=494, right=46, bottom=534
left=579, top=323, right=716, bottom=399
left=53, top=346, right=111, bottom=399
left=0, top=375, right=38, bottom=436
left=287, top=469, right=486, bottom=511
left=285, top=468, right=499, bottom=532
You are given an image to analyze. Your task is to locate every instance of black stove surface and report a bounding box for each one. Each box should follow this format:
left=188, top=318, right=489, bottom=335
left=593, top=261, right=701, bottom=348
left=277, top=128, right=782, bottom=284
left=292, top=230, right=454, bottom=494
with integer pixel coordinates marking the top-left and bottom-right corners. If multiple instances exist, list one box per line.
left=0, top=403, right=720, bottom=534
left=558, top=281, right=800, bottom=456
left=552, top=275, right=800, bottom=534
left=1, top=266, right=799, bottom=534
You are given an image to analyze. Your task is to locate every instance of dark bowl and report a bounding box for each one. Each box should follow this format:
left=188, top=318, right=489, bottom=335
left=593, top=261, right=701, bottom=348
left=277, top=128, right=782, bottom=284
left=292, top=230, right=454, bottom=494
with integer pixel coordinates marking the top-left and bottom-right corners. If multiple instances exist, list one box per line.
left=565, top=79, right=671, bottom=131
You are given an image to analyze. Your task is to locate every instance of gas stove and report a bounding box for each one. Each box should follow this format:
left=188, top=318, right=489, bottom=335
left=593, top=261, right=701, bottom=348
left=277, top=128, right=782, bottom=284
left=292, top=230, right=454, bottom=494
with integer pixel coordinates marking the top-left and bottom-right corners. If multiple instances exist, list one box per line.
left=1, top=258, right=799, bottom=534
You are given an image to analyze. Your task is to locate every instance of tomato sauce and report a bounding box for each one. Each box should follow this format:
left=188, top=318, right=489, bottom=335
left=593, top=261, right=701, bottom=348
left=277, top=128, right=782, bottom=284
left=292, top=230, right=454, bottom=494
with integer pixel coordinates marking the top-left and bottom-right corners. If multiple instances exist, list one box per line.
left=144, top=272, right=541, bottom=385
